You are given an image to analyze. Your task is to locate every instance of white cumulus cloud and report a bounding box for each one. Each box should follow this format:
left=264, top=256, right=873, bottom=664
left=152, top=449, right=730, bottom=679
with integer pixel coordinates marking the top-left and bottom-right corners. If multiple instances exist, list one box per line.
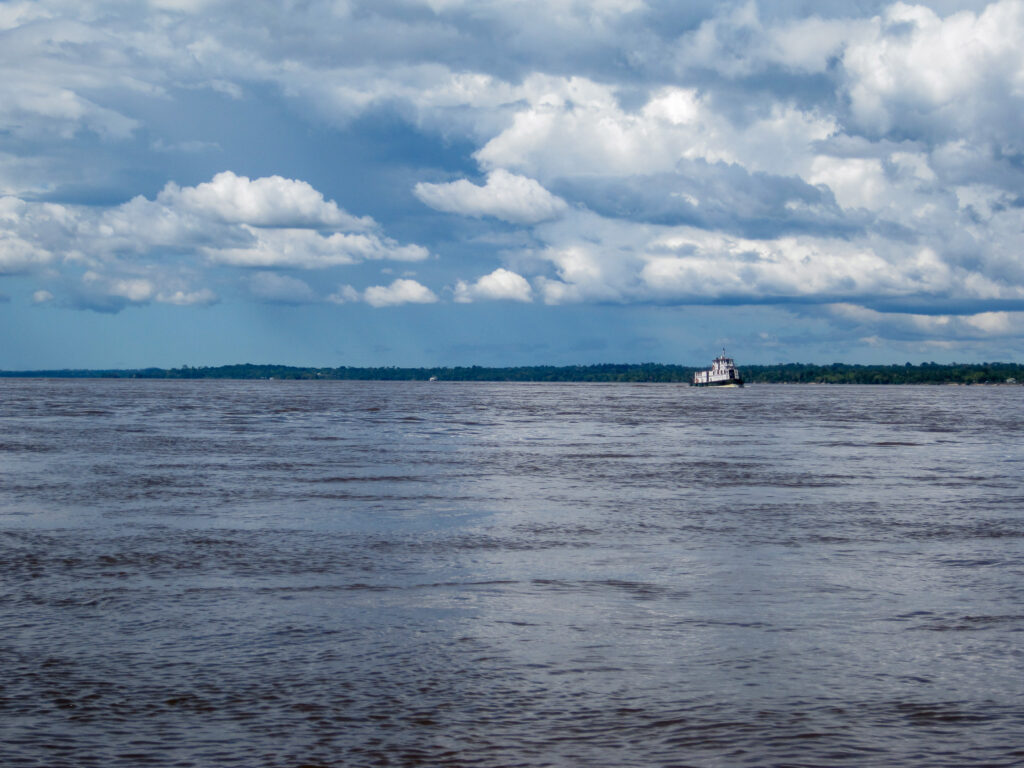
left=414, top=169, right=567, bottom=224
left=453, top=267, right=532, bottom=302
left=472, top=80, right=836, bottom=181
left=327, top=284, right=362, bottom=304
left=363, top=278, right=438, bottom=307
left=0, top=171, right=431, bottom=310
left=157, top=171, right=373, bottom=230
left=842, top=1, right=1024, bottom=143
left=523, top=208, right=1024, bottom=308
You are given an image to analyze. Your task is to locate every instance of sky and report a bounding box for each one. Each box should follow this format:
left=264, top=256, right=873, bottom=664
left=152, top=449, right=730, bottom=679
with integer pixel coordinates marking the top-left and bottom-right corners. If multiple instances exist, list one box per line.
left=1, top=0, right=1023, bottom=369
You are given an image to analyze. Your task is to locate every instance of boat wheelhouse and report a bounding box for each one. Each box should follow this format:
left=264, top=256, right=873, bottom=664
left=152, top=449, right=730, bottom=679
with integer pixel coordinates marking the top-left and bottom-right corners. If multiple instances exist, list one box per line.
left=692, top=352, right=744, bottom=387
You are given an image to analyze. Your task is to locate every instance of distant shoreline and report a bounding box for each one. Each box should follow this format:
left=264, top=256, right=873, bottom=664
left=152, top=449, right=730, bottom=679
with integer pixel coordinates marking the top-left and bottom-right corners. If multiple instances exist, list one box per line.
left=1, top=362, right=1022, bottom=385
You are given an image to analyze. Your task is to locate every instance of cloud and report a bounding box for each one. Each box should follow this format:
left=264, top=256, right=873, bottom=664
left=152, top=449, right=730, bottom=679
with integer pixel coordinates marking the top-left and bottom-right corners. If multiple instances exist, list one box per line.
left=0, top=232, right=53, bottom=274
left=3, top=0, right=1024, bottom=357
left=825, top=303, right=1024, bottom=341
left=0, top=13, right=145, bottom=142
left=150, top=138, right=221, bottom=154
left=454, top=268, right=532, bottom=302
left=156, top=288, right=218, bottom=306
left=72, top=270, right=156, bottom=312
left=553, top=161, right=859, bottom=239
left=206, top=227, right=429, bottom=268
left=0, top=196, right=64, bottom=273
left=414, top=169, right=567, bottom=224
left=522, top=208, right=1024, bottom=308
left=247, top=272, right=316, bottom=304
left=158, top=171, right=373, bottom=230
left=32, top=289, right=54, bottom=304
left=327, top=284, right=361, bottom=304
left=0, top=170, right=429, bottom=310
left=473, top=81, right=836, bottom=181
left=329, top=279, right=439, bottom=307
left=841, top=2, right=1024, bottom=144
left=673, top=2, right=859, bottom=77
left=0, top=82, right=139, bottom=141
left=363, top=278, right=438, bottom=307
left=148, top=0, right=216, bottom=12
left=0, top=172, right=422, bottom=263
left=0, top=152, right=55, bottom=197
left=0, top=3, right=53, bottom=31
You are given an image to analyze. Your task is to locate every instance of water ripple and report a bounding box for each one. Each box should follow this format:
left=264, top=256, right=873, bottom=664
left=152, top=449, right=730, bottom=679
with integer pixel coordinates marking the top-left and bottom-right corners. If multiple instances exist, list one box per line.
left=1, top=380, right=1022, bottom=766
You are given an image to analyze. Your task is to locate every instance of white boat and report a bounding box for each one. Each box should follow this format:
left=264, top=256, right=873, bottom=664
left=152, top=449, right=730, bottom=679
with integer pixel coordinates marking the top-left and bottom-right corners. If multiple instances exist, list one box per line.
left=692, top=351, right=744, bottom=387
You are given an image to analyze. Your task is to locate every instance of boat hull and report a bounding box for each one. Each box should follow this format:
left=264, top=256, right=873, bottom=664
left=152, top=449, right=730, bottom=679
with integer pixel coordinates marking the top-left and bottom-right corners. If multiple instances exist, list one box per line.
left=691, top=379, right=744, bottom=388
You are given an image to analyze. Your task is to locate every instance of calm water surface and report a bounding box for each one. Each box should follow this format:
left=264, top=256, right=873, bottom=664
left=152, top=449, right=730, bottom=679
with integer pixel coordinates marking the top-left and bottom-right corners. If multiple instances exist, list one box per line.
left=1, top=379, right=1022, bottom=767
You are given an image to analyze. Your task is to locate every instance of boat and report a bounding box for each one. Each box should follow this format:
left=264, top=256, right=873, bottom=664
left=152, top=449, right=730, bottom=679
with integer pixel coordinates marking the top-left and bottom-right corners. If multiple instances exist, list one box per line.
left=692, top=351, right=744, bottom=387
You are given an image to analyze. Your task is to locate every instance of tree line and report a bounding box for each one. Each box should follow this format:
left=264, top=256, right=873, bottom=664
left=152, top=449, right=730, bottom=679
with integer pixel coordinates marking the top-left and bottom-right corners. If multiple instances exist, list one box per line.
left=2, top=361, right=1022, bottom=384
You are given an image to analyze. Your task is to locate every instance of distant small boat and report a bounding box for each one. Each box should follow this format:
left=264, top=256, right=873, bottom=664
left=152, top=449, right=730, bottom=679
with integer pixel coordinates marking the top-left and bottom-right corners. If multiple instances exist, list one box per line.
left=428, top=376, right=438, bottom=382
left=692, top=351, right=744, bottom=387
